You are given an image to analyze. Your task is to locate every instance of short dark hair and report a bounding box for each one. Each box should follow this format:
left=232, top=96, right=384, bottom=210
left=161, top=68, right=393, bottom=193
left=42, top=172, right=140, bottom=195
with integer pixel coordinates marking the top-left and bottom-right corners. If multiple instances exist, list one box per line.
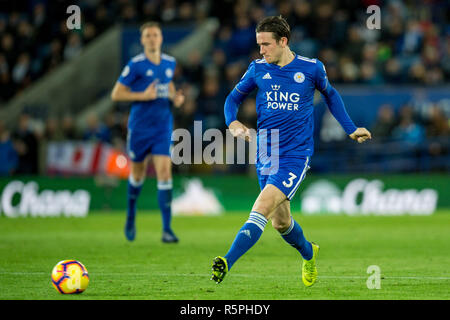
left=140, top=21, right=161, bottom=33
left=256, top=15, right=291, bottom=43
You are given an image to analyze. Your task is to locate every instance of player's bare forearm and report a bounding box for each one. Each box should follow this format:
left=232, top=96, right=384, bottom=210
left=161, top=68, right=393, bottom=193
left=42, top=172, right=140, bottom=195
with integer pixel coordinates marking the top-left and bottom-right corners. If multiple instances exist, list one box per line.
left=111, top=89, right=147, bottom=101
left=349, top=127, right=372, bottom=143
left=168, top=82, right=184, bottom=108
left=111, top=81, right=157, bottom=102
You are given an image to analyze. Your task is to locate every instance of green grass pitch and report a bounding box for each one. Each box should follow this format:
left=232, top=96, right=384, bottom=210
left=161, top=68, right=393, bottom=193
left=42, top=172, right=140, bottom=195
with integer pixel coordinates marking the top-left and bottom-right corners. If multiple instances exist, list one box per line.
left=1, top=211, right=449, bottom=300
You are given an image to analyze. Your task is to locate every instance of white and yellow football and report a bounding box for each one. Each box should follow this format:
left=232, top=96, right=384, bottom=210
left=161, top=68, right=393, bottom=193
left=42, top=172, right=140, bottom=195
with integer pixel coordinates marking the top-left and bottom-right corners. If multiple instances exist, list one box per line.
left=51, top=260, right=89, bottom=294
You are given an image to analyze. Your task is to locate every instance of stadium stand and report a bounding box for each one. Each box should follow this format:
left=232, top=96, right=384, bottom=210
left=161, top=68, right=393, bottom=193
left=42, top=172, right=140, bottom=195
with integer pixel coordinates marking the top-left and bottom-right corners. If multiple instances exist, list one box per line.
left=0, top=0, right=448, bottom=176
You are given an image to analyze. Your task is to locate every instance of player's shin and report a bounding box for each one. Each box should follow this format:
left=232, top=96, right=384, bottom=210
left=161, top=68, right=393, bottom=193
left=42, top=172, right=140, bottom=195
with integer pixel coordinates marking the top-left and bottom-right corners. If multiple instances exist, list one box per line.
left=224, top=211, right=268, bottom=270
left=279, top=216, right=313, bottom=260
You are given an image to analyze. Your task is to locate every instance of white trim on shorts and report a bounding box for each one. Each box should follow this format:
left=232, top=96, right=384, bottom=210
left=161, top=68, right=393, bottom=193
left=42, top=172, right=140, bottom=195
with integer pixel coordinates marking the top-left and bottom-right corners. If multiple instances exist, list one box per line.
left=287, top=156, right=310, bottom=200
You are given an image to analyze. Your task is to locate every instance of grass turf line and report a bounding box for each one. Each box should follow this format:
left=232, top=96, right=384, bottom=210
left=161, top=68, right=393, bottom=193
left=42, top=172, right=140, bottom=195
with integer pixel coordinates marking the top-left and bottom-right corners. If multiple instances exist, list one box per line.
left=0, top=211, right=449, bottom=300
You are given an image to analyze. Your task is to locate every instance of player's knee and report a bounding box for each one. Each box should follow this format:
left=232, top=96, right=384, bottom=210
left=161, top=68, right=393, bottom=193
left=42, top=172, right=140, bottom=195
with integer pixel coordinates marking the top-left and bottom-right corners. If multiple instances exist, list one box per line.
left=271, top=218, right=291, bottom=232
left=251, top=204, right=272, bottom=219
left=156, top=169, right=171, bottom=181
left=130, top=163, right=146, bottom=181
left=129, top=172, right=145, bottom=187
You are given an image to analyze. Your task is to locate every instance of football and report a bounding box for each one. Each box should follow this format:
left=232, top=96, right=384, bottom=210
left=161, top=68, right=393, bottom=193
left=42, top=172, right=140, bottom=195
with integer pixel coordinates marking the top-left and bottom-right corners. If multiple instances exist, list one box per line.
left=51, top=260, right=89, bottom=294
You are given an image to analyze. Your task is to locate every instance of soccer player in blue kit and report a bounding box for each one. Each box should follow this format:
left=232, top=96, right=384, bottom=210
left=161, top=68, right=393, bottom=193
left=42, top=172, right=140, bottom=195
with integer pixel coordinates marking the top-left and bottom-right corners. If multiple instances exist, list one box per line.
left=211, top=16, right=372, bottom=286
left=111, top=22, right=184, bottom=243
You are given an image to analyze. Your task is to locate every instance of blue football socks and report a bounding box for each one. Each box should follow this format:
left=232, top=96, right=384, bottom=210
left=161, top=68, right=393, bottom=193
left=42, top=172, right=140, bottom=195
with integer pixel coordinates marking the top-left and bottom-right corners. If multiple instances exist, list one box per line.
left=224, top=211, right=268, bottom=270
left=127, top=175, right=144, bottom=226
left=157, top=180, right=173, bottom=233
left=280, top=216, right=313, bottom=260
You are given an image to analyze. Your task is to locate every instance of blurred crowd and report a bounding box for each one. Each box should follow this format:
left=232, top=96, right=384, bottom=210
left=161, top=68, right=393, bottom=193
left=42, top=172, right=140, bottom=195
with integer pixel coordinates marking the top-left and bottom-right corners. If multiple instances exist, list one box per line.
left=0, top=0, right=449, bottom=176
left=1, top=0, right=449, bottom=103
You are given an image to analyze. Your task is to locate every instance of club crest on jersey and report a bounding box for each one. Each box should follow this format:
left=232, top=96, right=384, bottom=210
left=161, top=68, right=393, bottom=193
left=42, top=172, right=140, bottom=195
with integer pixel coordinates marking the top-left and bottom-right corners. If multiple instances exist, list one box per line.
left=294, top=72, right=305, bottom=83
left=146, top=69, right=153, bottom=76
left=165, top=68, right=173, bottom=78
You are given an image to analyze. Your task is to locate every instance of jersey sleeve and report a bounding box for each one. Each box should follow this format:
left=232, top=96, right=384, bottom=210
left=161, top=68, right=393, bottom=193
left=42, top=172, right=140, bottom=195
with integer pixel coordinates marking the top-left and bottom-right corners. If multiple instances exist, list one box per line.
left=314, top=59, right=329, bottom=92
left=235, top=61, right=257, bottom=95
left=169, top=60, right=176, bottom=81
left=118, top=61, right=138, bottom=87
left=316, top=59, right=357, bottom=135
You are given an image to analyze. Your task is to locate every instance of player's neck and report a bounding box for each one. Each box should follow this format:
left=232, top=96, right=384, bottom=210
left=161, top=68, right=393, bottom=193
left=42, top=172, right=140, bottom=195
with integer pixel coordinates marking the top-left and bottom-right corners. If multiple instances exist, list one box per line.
left=145, top=50, right=161, bottom=65
left=276, top=49, right=295, bottom=67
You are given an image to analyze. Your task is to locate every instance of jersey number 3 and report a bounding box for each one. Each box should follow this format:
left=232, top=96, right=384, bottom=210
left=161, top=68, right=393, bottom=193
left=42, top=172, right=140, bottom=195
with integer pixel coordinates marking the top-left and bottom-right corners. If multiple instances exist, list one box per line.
left=282, top=172, right=297, bottom=188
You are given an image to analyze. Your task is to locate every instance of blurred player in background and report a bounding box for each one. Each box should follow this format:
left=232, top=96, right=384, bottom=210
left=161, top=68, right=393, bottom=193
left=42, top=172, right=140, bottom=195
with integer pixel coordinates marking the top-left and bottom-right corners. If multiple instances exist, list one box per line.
left=212, top=16, right=371, bottom=286
left=111, top=22, right=184, bottom=243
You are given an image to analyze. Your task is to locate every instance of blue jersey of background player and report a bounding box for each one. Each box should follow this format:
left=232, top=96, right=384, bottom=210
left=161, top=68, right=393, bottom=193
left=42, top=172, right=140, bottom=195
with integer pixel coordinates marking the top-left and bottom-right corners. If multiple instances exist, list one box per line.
left=212, top=16, right=372, bottom=286
left=111, top=22, right=184, bottom=243
left=119, top=51, right=176, bottom=155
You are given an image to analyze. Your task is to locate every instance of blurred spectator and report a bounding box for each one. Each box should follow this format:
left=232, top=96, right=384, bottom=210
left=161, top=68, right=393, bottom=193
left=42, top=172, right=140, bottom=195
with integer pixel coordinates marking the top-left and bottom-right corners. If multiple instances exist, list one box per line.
left=318, top=47, right=339, bottom=81
left=183, top=49, right=204, bottom=84
left=0, top=53, right=15, bottom=101
left=425, top=105, right=449, bottom=138
left=383, top=58, right=403, bottom=83
left=344, top=26, right=364, bottom=64
left=339, top=56, right=359, bottom=83
left=360, top=61, right=383, bottom=84
left=371, top=104, right=396, bottom=140
left=425, top=105, right=449, bottom=159
left=228, top=15, right=256, bottom=61
left=1, top=33, right=15, bottom=67
left=82, top=23, right=98, bottom=44
left=178, top=1, right=195, bottom=23
left=61, top=114, right=79, bottom=140
left=12, top=52, right=31, bottom=91
left=320, top=110, right=347, bottom=143
left=11, top=114, right=39, bottom=174
left=408, top=61, right=426, bottom=83
left=392, top=105, right=425, bottom=146
left=64, top=33, right=83, bottom=60
left=238, top=98, right=257, bottom=129
left=43, top=39, right=64, bottom=73
left=313, top=2, right=335, bottom=45
left=161, top=0, right=177, bottom=23
left=82, top=112, right=111, bottom=143
left=0, top=0, right=448, bottom=107
left=1, top=0, right=448, bottom=176
left=43, top=116, right=64, bottom=141
left=104, top=111, right=126, bottom=149
left=224, top=61, right=246, bottom=91
left=174, top=97, right=197, bottom=133
left=197, top=76, right=226, bottom=130
left=0, top=120, right=18, bottom=176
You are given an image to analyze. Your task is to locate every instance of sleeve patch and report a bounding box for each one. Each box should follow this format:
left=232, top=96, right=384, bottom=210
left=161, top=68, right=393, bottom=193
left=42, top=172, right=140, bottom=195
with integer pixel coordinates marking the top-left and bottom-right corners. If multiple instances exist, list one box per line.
left=121, top=65, right=130, bottom=77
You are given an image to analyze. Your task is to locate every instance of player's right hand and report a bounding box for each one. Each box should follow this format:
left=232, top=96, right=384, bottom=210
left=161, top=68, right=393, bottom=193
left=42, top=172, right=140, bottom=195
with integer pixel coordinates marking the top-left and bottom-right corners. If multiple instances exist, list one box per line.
left=229, top=120, right=252, bottom=142
left=142, top=80, right=158, bottom=101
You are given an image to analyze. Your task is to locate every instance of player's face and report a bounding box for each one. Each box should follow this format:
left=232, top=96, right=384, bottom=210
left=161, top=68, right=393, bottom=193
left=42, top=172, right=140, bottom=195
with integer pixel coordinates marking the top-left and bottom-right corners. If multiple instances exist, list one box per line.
left=141, top=27, right=163, bottom=53
left=256, top=32, right=285, bottom=64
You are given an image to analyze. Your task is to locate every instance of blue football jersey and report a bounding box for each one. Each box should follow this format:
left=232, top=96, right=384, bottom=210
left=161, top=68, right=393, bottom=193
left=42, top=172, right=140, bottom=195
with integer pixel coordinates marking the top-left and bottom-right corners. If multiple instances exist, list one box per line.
left=118, top=52, right=176, bottom=133
left=235, top=54, right=331, bottom=159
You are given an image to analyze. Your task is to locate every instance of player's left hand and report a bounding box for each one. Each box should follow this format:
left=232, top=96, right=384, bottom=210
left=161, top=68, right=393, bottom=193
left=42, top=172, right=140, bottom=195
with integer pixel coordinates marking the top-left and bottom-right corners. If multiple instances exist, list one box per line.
left=349, top=127, right=372, bottom=143
left=173, top=89, right=185, bottom=108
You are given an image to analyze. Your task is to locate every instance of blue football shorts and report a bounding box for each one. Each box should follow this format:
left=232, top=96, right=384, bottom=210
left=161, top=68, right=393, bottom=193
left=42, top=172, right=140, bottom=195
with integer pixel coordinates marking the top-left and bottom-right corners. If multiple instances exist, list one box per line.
left=256, top=156, right=311, bottom=200
left=126, top=128, right=172, bottom=162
